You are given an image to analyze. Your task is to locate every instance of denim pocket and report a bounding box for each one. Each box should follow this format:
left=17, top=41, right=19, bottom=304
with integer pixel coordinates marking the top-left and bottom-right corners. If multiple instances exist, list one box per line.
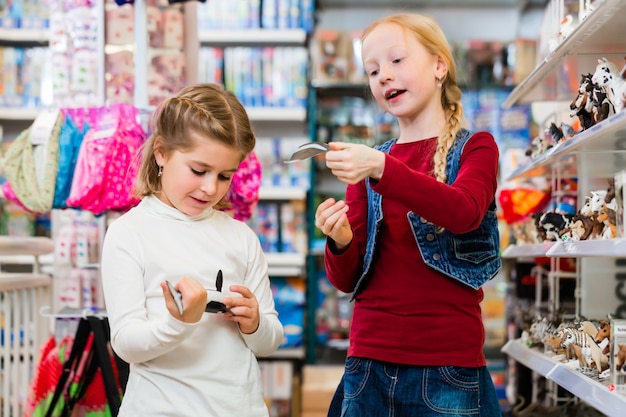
left=342, top=357, right=370, bottom=400
left=423, top=366, right=480, bottom=415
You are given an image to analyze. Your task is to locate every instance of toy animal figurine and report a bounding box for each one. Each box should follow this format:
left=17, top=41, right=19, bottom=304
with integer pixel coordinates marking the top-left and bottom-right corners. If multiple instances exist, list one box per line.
left=580, top=190, right=609, bottom=217
left=597, top=205, right=617, bottom=239
left=590, top=81, right=615, bottom=123
left=560, top=327, right=609, bottom=374
left=570, top=73, right=596, bottom=130
left=525, top=135, right=552, bottom=159
left=592, top=57, right=626, bottom=112
left=548, top=122, right=565, bottom=144
left=594, top=320, right=611, bottom=355
left=533, top=211, right=575, bottom=241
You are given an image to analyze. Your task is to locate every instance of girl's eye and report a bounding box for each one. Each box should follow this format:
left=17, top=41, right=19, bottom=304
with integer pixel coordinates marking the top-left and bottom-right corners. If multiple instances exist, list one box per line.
left=191, top=168, right=204, bottom=176
left=219, top=174, right=232, bottom=181
left=392, top=57, right=402, bottom=64
left=368, top=69, right=379, bottom=77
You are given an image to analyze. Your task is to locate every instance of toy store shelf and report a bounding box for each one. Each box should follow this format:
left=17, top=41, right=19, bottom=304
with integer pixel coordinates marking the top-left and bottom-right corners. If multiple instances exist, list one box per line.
left=546, top=239, right=626, bottom=258
left=0, top=28, right=48, bottom=43
left=259, top=186, right=307, bottom=201
left=0, top=107, right=41, bottom=120
left=506, top=110, right=626, bottom=180
left=546, top=364, right=626, bottom=417
left=246, top=107, right=306, bottom=122
left=199, top=29, right=306, bottom=45
left=502, top=0, right=626, bottom=108
left=501, top=243, right=554, bottom=259
left=265, top=252, right=306, bottom=277
left=501, top=339, right=557, bottom=377
left=268, top=347, right=306, bottom=360
left=503, top=339, right=626, bottom=417
left=0, top=236, right=54, bottom=256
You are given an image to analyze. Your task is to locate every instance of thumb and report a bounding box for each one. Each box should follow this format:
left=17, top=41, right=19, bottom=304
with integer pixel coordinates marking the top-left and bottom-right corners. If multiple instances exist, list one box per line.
left=328, top=142, right=348, bottom=151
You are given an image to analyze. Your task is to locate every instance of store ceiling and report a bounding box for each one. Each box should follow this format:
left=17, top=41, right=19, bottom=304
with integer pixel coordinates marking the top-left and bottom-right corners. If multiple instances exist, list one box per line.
left=320, top=0, right=548, bottom=8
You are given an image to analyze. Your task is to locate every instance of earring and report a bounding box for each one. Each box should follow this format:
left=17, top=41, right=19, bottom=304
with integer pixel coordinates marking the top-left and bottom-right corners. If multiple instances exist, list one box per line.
left=436, top=77, right=443, bottom=88
left=158, top=166, right=163, bottom=177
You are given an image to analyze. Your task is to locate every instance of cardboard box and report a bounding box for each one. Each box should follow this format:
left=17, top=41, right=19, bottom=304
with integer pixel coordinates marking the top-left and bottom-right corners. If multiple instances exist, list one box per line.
left=301, top=365, right=344, bottom=412
left=610, top=319, right=626, bottom=393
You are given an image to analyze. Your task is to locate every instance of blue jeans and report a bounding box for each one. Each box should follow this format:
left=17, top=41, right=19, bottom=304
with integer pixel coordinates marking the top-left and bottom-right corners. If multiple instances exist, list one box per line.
left=327, top=357, right=501, bottom=417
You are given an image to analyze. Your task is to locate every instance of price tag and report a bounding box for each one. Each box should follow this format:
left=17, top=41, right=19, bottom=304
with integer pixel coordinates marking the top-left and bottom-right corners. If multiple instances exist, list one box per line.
left=30, top=109, right=61, bottom=145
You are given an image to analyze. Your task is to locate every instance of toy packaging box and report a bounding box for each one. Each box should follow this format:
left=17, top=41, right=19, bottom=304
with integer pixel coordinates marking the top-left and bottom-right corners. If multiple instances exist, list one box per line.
left=615, top=170, right=626, bottom=238
left=610, top=319, right=626, bottom=393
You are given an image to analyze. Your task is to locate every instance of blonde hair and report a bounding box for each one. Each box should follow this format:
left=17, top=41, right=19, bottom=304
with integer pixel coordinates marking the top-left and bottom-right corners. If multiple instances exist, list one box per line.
left=134, top=83, right=255, bottom=205
left=362, top=13, right=464, bottom=183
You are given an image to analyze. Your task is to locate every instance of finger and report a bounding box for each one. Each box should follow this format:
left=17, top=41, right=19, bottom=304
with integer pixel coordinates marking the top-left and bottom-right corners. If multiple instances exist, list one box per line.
left=328, top=142, right=347, bottom=151
left=229, top=285, right=253, bottom=298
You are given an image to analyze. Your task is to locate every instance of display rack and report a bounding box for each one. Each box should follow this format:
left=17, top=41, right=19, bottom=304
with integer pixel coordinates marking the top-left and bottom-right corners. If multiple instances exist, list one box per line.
left=502, top=0, right=626, bottom=107
left=503, top=339, right=626, bottom=417
left=501, top=0, right=626, bottom=413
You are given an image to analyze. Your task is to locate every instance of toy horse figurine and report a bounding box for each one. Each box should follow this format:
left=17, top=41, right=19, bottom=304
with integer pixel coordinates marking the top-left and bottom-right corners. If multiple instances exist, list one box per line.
left=592, top=57, right=626, bottom=112
left=570, top=73, right=596, bottom=130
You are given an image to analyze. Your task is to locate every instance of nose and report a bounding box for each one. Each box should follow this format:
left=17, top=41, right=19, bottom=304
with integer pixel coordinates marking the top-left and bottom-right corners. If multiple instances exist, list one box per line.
left=200, top=175, right=218, bottom=195
left=378, top=64, right=393, bottom=83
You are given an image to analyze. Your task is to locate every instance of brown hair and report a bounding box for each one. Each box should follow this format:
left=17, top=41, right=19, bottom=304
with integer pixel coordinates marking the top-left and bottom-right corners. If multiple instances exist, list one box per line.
left=362, top=13, right=465, bottom=183
left=134, top=83, right=256, bottom=203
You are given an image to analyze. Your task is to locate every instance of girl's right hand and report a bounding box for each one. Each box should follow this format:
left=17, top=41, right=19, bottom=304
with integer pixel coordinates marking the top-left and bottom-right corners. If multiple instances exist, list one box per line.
left=161, top=276, right=207, bottom=323
left=315, top=198, right=353, bottom=250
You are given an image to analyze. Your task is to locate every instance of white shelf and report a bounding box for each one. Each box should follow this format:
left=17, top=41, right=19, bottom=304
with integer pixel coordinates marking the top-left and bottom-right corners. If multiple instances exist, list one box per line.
left=0, top=107, right=41, bottom=120
left=546, top=239, right=626, bottom=257
left=502, top=339, right=626, bottom=417
left=501, top=242, right=555, bottom=258
left=502, top=339, right=558, bottom=377
left=265, top=347, right=305, bottom=360
left=259, top=186, right=307, bottom=201
left=502, top=0, right=626, bottom=107
left=246, top=107, right=306, bottom=122
left=199, top=29, right=306, bottom=45
left=265, top=252, right=306, bottom=277
left=503, top=238, right=626, bottom=258
left=507, top=110, right=626, bottom=180
left=0, top=28, right=49, bottom=42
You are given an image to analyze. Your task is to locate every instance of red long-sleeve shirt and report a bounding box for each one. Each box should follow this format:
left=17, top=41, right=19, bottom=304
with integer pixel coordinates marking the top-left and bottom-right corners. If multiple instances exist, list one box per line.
left=324, top=132, right=499, bottom=367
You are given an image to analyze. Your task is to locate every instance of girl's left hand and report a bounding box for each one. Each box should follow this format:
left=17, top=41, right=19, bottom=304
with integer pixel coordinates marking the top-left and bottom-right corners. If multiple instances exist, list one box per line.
left=222, top=285, right=260, bottom=334
left=326, top=142, right=385, bottom=184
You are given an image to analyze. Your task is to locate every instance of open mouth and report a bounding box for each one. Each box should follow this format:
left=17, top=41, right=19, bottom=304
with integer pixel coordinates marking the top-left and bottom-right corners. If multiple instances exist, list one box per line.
left=385, top=89, right=406, bottom=100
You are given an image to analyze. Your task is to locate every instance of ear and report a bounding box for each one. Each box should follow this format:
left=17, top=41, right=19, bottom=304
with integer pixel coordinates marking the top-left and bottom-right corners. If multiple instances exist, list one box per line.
left=435, top=56, right=448, bottom=80
left=153, top=136, right=167, bottom=166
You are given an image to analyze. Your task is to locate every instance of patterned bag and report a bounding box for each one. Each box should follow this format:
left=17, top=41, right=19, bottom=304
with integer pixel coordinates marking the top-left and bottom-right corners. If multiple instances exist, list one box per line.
left=1, top=110, right=63, bottom=214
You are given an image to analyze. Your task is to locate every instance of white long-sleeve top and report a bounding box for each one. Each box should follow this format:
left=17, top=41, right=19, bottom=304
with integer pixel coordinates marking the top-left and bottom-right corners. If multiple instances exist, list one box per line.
left=101, top=196, right=283, bottom=417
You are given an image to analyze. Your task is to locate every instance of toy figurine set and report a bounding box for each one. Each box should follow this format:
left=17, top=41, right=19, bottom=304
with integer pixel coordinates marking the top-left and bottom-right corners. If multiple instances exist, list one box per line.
left=523, top=316, right=626, bottom=393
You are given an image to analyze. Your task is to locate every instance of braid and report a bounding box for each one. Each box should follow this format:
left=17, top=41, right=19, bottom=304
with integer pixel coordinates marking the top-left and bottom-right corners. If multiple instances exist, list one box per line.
left=432, top=82, right=464, bottom=183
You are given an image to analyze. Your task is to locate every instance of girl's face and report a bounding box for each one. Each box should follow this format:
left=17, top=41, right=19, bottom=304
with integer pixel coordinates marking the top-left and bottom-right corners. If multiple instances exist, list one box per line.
left=154, top=130, right=241, bottom=217
left=362, top=22, right=445, bottom=121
